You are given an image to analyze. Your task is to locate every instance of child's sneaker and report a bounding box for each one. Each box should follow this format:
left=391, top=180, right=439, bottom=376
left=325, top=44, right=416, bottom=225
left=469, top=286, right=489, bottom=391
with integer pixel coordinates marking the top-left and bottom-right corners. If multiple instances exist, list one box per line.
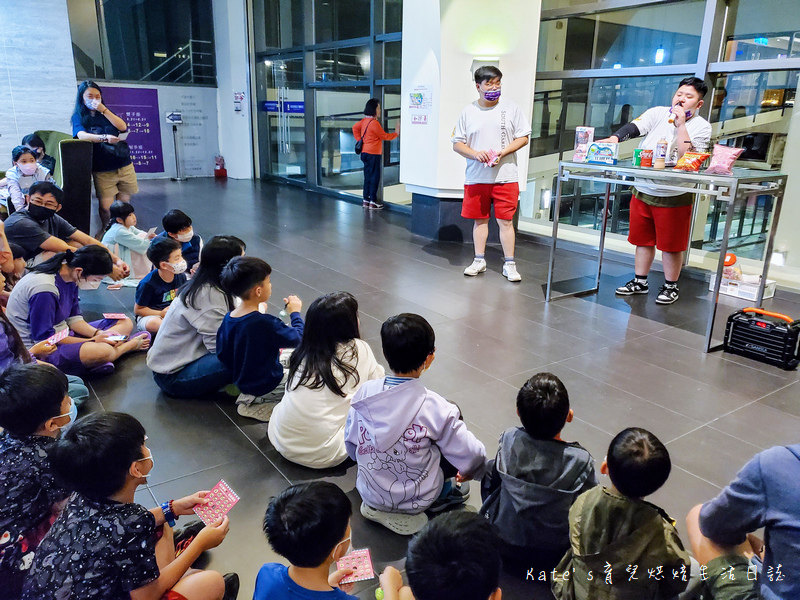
left=464, top=258, right=487, bottom=276
left=428, top=480, right=470, bottom=513
left=655, top=283, right=680, bottom=305
left=615, top=278, right=649, bottom=295
left=502, top=261, right=521, bottom=282
left=360, top=502, right=428, bottom=536
left=223, top=573, right=240, bottom=600
left=174, top=520, right=205, bottom=557
left=236, top=399, right=279, bottom=421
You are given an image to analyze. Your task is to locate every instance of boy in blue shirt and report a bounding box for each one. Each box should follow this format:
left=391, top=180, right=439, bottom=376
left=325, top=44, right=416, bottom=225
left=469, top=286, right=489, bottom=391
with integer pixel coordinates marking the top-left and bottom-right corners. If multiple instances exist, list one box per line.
left=256, top=482, right=358, bottom=600
left=134, top=237, right=188, bottom=334
left=158, top=209, right=203, bottom=273
left=216, top=257, right=303, bottom=421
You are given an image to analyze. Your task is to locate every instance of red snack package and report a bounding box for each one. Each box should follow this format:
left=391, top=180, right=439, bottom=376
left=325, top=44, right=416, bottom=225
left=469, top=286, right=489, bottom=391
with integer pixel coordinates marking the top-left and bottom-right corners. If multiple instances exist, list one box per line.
left=704, top=144, right=744, bottom=175
left=673, top=151, right=711, bottom=172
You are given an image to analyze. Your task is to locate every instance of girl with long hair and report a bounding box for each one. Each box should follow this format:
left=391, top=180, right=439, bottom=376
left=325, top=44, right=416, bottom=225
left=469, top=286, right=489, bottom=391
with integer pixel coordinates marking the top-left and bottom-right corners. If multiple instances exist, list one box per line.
left=268, top=291, right=384, bottom=468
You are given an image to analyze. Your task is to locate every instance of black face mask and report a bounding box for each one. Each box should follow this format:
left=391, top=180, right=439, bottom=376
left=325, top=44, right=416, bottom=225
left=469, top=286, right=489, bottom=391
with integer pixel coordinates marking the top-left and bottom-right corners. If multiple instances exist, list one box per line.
left=27, top=204, right=56, bottom=222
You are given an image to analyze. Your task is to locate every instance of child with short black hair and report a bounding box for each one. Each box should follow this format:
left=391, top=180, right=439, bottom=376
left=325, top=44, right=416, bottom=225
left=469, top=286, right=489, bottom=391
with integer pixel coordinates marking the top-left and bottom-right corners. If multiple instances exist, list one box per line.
left=379, top=511, right=503, bottom=600
left=480, top=372, right=597, bottom=575
left=256, top=481, right=358, bottom=600
left=344, top=313, right=487, bottom=535
left=159, top=209, right=203, bottom=272
left=101, top=200, right=156, bottom=281
left=552, top=427, right=690, bottom=600
left=21, top=411, right=237, bottom=600
left=134, top=236, right=188, bottom=333
left=0, top=363, right=73, bottom=600
left=216, top=256, right=304, bottom=421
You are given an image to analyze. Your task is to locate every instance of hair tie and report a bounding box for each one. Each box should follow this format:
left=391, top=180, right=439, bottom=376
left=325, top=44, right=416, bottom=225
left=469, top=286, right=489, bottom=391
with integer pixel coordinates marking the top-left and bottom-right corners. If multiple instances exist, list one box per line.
left=64, top=249, right=74, bottom=263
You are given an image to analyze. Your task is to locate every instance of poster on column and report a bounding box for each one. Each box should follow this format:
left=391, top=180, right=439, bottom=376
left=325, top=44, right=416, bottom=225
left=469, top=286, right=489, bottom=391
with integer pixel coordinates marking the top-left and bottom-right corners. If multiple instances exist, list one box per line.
left=101, top=87, right=164, bottom=173
left=408, top=85, right=433, bottom=125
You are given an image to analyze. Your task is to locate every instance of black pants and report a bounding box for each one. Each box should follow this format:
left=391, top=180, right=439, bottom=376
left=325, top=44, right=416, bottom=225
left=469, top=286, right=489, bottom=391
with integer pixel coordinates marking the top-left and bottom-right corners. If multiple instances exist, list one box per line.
left=361, top=152, right=381, bottom=203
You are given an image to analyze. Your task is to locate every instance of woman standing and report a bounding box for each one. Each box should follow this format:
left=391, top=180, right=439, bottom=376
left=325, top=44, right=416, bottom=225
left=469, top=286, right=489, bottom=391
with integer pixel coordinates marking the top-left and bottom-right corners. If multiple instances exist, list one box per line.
left=352, top=99, right=399, bottom=210
left=71, top=81, right=138, bottom=233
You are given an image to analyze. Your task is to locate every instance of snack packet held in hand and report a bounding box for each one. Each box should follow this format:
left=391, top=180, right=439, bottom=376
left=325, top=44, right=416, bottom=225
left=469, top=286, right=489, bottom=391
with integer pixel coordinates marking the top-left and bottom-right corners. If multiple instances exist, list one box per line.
left=704, top=144, right=744, bottom=175
left=673, top=151, right=710, bottom=172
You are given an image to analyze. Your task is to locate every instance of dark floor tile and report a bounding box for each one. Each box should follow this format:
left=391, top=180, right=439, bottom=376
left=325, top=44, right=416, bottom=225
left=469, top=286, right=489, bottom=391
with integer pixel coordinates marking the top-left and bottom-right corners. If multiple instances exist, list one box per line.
left=758, top=381, right=800, bottom=417
left=709, top=401, right=800, bottom=450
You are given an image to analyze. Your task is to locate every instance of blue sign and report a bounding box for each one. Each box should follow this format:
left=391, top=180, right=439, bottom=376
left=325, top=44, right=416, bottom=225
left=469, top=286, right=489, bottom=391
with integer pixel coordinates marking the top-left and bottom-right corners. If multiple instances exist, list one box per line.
left=260, top=101, right=304, bottom=114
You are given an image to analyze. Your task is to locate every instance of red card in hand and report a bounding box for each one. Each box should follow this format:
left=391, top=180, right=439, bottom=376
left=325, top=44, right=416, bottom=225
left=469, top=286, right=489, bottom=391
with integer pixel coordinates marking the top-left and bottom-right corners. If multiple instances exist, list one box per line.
left=46, top=328, right=69, bottom=345
left=337, top=548, right=375, bottom=584
left=103, top=313, right=127, bottom=320
left=193, top=480, right=240, bottom=525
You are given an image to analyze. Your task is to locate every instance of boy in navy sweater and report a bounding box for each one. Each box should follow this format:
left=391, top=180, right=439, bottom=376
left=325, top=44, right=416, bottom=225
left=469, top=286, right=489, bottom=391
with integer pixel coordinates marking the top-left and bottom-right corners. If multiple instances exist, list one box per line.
left=217, top=257, right=303, bottom=421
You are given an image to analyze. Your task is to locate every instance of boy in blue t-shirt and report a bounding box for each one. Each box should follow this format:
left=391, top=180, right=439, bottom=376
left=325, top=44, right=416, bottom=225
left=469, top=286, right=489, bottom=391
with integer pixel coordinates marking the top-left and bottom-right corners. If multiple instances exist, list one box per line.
left=158, top=209, right=203, bottom=273
left=134, top=237, right=187, bottom=334
left=256, top=482, right=359, bottom=600
left=216, top=256, right=303, bottom=421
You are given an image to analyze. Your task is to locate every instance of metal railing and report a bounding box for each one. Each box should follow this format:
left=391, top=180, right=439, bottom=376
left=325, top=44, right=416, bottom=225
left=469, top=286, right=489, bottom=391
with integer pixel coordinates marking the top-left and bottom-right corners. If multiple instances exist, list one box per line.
left=139, top=40, right=215, bottom=85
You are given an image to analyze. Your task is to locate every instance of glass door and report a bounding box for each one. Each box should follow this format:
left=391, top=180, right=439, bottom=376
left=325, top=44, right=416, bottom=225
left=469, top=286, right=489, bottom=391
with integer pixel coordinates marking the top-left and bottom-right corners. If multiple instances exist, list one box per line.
left=256, top=56, right=306, bottom=181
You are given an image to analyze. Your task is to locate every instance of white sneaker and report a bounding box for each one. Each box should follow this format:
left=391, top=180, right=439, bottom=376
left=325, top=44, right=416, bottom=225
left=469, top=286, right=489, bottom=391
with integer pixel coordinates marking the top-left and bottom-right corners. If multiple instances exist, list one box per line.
left=502, top=261, right=522, bottom=282
left=360, top=502, right=429, bottom=536
left=463, top=258, right=487, bottom=277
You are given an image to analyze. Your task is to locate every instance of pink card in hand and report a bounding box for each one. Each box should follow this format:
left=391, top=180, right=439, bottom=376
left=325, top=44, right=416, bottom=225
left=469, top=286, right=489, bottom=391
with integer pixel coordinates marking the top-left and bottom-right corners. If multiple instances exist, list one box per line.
left=337, top=548, right=375, bottom=584
left=193, top=480, right=240, bottom=525
left=46, top=328, right=69, bottom=345
left=103, top=313, right=127, bottom=320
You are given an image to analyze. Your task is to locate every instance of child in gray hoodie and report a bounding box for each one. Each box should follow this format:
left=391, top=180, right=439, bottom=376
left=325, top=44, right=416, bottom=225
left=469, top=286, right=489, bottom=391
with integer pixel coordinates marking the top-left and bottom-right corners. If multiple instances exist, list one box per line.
left=344, top=313, right=487, bottom=536
left=480, top=372, right=597, bottom=575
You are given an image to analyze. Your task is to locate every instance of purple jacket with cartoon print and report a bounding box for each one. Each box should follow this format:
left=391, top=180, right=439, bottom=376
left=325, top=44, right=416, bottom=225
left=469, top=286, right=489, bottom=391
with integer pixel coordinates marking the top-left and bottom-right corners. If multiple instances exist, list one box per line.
left=344, top=378, right=487, bottom=514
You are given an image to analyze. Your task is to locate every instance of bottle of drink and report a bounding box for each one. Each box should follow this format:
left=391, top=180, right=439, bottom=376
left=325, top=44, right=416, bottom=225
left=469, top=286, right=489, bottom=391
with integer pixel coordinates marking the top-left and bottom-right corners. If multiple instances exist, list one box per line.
left=654, top=138, right=668, bottom=169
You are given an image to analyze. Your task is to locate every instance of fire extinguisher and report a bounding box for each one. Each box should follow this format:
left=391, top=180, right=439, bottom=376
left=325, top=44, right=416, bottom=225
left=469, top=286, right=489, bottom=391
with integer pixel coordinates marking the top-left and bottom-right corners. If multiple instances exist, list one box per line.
left=214, top=155, right=227, bottom=179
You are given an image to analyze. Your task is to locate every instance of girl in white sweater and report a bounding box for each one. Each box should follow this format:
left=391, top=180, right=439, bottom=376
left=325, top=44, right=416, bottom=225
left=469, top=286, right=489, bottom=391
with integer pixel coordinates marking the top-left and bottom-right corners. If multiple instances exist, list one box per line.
left=268, top=291, right=384, bottom=468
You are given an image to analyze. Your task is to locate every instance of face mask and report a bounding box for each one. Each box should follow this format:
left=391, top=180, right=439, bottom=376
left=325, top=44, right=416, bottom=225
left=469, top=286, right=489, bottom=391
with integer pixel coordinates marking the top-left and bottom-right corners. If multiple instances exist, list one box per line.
left=27, top=204, right=56, bottom=222
left=169, top=259, right=187, bottom=274
left=333, top=537, right=353, bottom=559
left=176, top=230, right=194, bottom=243
left=55, top=397, right=78, bottom=432
left=18, top=163, right=38, bottom=176
left=78, top=278, right=102, bottom=290
left=135, top=452, right=155, bottom=479
left=484, top=89, right=501, bottom=101
left=85, top=98, right=101, bottom=111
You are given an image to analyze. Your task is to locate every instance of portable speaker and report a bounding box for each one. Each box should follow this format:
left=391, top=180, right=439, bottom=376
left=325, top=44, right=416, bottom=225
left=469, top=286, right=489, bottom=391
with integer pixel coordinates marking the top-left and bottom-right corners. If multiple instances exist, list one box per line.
left=724, top=308, right=800, bottom=370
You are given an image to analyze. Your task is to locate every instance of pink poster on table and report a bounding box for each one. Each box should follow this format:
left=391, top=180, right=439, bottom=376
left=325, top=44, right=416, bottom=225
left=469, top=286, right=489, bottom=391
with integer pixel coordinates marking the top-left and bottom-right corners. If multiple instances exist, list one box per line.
left=101, top=87, right=164, bottom=173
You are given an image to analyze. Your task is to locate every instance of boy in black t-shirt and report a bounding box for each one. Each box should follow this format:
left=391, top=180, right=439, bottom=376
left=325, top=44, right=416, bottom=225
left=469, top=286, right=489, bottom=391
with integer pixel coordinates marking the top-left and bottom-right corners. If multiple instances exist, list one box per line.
left=22, top=411, right=238, bottom=600
left=0, top=363, right=74, bottom=600
left=158, top=209, right=203, bottom=273
left=134, top=237, right=188, bottom=334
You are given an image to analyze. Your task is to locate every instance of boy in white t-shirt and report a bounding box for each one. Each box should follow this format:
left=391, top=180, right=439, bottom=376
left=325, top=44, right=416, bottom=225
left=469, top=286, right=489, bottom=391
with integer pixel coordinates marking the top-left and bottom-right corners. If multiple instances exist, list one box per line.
left=602, top=77, right=712, bottom=305
left=452, top=66, right=531, bottom=282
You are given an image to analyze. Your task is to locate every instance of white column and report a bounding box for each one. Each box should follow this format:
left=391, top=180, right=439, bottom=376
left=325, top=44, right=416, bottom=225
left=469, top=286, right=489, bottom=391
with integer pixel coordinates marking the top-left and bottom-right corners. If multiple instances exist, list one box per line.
left=212, top=0, right=254, bottom=179
left=399, top=0, right=542, bottom=197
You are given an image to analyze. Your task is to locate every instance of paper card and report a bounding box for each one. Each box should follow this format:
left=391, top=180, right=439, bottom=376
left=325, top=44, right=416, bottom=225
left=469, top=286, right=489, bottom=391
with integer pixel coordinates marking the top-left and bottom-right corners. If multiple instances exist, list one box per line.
left=483, top=149, right=500, bottom=167
left=106, top=334, right=128, bottom=342
left=103, top=313, right=127, bottom=320
left=148, top=227, right=157, bottom=235
left=193, top=480, right=240, bottom=525
left=46, top=328, right=69, bottom=345
left=337, top=548, right=375, bottom=584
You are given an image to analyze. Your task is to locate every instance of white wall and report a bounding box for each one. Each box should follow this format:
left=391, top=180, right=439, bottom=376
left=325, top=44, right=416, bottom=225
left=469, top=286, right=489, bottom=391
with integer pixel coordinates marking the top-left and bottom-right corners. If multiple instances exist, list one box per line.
left=399, top=0, right=541, bottom=197
left=0, top=0, right=77, bottom=162
left=212, top=0, right=254, bottom=179
left=774, top=107, right=800, bottom=269
left=100, top=82, right=219, bottom=179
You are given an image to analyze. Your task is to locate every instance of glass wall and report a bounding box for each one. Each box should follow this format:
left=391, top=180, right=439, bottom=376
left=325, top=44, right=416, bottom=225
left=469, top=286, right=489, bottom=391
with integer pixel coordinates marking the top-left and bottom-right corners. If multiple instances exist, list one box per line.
left=67, top=0, right=215, bottom=84
left=251, top=0, right=404, bottom=206
left=724, top=0, right=800, bottom=62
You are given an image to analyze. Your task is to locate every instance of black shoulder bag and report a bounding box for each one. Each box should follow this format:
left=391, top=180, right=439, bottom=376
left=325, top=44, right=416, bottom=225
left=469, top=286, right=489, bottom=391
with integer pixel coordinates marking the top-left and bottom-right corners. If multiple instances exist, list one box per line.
left=354, top=120, right=373, bottom=155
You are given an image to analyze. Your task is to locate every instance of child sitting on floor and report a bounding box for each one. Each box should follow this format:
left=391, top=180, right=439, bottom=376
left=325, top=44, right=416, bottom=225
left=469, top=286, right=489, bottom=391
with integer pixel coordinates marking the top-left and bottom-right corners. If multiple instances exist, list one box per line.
left=0, top=363, right=74, bottom=600
left=480, top=372, right=598, bottom=575
left=134, top=237, right=188, bottom=334
left=379, top=511, right=504, bottom=600
left=217, top=256, right=304, bottom=421
left=1, top=146, right=55, bottom=213
left=552, top=427, right=691, bottom=600
left=344, top=313, right=487, bottom=535
left=158, top=209, right=203, bottom=274
left=257, top=481, right=364, bottom=600
left=22, top=411, right=238, bottom=600
left=101, top=201, right=156, bottom=282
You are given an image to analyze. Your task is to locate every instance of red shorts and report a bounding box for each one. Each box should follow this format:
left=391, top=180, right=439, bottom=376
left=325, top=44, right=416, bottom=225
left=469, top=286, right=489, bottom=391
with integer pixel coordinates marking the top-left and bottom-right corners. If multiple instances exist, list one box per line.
left=628, top=195, right=692, bottom=253
left=462, top=182, right=519, bottom=220
left=163, top=591, right=188, bottom=600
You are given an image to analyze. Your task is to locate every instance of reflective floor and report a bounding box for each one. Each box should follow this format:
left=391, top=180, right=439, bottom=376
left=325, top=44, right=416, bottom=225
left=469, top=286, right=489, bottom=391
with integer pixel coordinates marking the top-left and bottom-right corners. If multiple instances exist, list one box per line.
left=80, top=178, right=800, bottom=600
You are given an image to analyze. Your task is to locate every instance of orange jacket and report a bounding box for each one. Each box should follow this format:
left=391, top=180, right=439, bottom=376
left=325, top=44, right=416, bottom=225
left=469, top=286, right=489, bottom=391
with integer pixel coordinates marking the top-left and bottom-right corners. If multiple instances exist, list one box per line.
left=352, top=117, right=397, bottom=155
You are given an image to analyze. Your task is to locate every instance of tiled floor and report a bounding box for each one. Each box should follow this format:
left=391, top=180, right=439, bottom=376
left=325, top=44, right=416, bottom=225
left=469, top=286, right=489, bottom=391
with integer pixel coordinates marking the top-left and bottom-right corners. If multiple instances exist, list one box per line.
left=79, top=178, right=800, bottom=600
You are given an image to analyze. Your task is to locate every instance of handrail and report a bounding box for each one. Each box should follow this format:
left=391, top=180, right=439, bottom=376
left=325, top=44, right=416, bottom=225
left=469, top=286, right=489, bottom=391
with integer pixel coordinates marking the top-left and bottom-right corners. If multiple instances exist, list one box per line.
left=139, top=39, right=215, bottom=84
